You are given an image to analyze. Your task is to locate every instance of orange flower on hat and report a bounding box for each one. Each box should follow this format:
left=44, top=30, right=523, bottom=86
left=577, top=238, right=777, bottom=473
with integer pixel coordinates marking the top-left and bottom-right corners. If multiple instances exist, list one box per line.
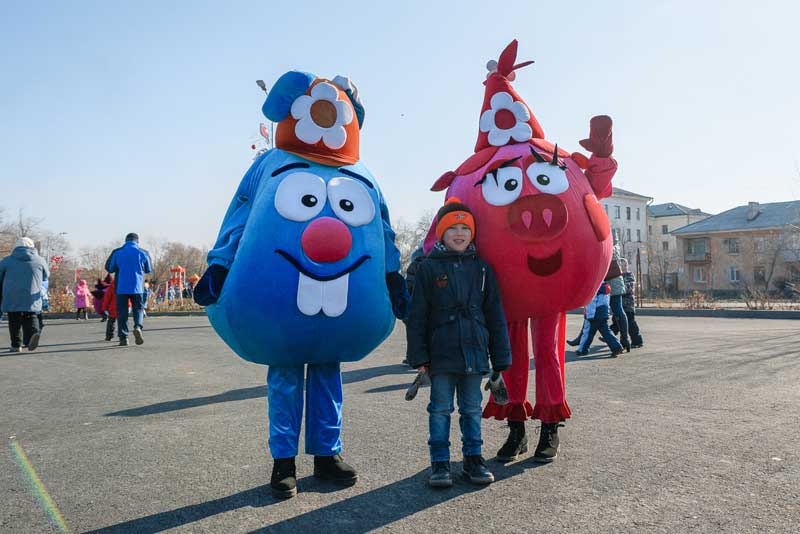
left=290, top=82, right=354, bottom=150
left=478, top=91, right=532, bottom=147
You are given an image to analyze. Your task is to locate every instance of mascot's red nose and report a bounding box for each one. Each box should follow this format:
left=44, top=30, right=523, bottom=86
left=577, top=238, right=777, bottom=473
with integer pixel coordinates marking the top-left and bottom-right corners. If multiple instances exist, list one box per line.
left=301, top=217, right=353, bottom=263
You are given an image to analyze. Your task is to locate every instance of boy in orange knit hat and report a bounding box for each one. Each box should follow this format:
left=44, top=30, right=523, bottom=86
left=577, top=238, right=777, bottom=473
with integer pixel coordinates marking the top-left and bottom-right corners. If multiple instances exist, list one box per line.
left=406, top=198, right=511, bottom=487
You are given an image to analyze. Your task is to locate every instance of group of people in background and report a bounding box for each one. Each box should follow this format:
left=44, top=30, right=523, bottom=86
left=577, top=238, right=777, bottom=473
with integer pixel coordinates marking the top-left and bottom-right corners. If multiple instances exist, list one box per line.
left=0, top=232, right=154, bottom=351
left=567, top=247, right=645, bottom=356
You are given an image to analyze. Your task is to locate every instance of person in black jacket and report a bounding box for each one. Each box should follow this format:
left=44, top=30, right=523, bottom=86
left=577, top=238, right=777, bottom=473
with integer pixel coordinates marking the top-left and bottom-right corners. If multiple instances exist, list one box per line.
left=406, top=198, right=511, bottom=488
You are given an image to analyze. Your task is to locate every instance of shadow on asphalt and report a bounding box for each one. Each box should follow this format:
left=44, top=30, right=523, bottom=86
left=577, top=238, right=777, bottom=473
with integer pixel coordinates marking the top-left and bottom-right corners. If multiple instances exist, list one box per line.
left=105, top=364, right=414, bottom=417
left=86, top=461, right=546, bottom=534
left=105, top=385, right=268, bottom=417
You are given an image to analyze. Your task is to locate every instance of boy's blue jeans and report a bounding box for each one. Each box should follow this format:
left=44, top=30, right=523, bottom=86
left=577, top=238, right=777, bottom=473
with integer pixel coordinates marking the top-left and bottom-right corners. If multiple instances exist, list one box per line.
left=428, top=373, right=483, bottom=462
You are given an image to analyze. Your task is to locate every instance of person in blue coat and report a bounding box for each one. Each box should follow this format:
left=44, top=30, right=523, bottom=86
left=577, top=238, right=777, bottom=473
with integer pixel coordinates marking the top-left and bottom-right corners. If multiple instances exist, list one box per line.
left=194, top=71, right=408, bottom=499
left=104, top=233, right=152, bottom=346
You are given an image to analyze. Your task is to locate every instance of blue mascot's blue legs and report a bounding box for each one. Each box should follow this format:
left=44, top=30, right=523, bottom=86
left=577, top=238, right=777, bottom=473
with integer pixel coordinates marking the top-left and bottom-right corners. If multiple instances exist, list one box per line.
left=305, top=362, right=343, bottom=456
left=267, top=366, right=305, bottom=459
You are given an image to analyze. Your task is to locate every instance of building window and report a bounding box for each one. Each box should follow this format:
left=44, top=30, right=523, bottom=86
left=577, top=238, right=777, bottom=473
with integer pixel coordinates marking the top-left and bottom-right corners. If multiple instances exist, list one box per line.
left=754, top=237, right=766, bottom=254
left=636, top=208, right=641, bottom=221
left=662, top=241, right=669, bottom=251
left=687, top=239, right=708, bottom=255
left=754, top=266, right=766, bottom=283
left=648, top=225, right=652, bottom=235
left=637, top=229, right=641, bottom=242
left=724, top=238, right=739, bottom=254
left=626, top=228, right=631, bottom=242
left=661, top=224, right=669, bottom=235
left=614, top=206, right=621, bottom=219
left=729, top=265, right=740, bottom=282
left=626, top=207, right=631, bottom=220
left=693, top=267, right=707, bottom=283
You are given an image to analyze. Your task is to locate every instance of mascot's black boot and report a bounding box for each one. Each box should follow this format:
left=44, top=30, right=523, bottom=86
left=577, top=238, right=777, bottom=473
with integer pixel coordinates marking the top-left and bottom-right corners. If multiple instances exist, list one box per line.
left=270, top=457, right=297, bottom=499
left=313, top=454, right=358, bottom=486
left=496, top=421, right=528, bottom=462
left=533, top=422, right=562, bottom=463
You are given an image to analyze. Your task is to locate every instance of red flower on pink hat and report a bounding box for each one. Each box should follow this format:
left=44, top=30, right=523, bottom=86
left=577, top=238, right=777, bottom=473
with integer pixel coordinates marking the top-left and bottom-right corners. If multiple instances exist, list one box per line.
left=479, top=91, right=532, bottom=147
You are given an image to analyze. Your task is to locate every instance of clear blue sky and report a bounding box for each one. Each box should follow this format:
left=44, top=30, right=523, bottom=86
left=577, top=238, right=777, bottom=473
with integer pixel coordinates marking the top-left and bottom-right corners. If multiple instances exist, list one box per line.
left=1, top=0, right=798, bottom=252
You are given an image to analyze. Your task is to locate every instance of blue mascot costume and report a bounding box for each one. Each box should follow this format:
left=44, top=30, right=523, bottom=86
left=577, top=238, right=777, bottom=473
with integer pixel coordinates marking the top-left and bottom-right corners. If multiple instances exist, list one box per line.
left=195, top=71, right=409, bottom=499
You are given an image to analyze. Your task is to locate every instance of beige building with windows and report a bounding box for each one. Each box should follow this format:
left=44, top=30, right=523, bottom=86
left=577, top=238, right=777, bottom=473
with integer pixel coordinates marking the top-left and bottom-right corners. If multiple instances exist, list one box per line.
left=646, top=203, right=711, bottom=292
left=672, top=201, right=800, bottom=294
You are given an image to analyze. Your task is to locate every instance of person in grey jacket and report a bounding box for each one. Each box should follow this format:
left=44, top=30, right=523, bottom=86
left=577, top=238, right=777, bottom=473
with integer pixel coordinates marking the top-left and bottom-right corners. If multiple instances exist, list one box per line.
left=0, top=237, right=49, bottom=352
left=606, top=246, right=630, bottom=352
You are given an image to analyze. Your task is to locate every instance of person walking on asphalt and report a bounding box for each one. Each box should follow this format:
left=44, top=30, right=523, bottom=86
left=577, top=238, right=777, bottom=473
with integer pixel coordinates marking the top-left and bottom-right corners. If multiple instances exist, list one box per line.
left=0, top=237, right=49, bottom=352
left=104, top=233, right=152, bottom=346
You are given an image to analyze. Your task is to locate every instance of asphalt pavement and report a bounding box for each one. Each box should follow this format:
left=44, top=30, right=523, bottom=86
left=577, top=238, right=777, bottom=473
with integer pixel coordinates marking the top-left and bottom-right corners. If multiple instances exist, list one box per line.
left=1, top=315, right=798, bottom=533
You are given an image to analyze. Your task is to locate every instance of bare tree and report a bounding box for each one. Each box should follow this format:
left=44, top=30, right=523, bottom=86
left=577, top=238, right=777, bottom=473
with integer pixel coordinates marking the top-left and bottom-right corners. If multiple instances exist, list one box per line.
left=394, top=210, right=434, bottom=273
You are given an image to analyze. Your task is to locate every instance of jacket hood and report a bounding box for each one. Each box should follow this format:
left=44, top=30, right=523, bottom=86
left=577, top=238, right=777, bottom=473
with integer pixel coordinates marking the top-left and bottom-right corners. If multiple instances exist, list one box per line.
left=11, top=246, right=37, bottom=262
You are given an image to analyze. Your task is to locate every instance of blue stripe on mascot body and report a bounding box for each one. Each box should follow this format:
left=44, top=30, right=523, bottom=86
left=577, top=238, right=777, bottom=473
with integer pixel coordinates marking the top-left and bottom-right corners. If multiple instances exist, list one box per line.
left=206, top=149, right=396, bottom=366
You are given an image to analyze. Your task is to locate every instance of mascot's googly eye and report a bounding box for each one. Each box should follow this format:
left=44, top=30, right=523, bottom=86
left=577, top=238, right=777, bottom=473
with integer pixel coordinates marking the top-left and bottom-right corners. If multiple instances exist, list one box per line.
left=328, top=177, right=375, bottom=227
left=274, top=172, right=327, bottom=222
left=480, top=166, right=523, bottom=206
left=526, top=163, right=569, bottom=195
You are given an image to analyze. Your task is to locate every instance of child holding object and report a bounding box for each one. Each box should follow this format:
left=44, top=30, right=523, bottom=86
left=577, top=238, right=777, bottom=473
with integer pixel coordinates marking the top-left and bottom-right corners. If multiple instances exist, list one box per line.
left=406, top=198, right=511, bottom=488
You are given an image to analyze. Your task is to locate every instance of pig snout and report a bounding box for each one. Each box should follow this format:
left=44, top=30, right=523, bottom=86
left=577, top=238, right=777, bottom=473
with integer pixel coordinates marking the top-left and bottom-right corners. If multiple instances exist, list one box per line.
left=507, top=194, right=568, bottom=242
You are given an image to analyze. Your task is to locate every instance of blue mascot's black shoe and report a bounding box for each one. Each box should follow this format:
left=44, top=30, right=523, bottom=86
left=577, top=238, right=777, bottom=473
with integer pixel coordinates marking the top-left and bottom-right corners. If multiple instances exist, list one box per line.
left=313, top=454, right=357, bottom=486
left=271, top=457, right=297, bottom=499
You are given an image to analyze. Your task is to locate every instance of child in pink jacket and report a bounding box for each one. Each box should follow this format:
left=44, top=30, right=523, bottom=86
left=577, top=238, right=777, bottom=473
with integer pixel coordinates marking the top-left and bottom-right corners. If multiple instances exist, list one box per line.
left=74, top=279, right=91, bottom=320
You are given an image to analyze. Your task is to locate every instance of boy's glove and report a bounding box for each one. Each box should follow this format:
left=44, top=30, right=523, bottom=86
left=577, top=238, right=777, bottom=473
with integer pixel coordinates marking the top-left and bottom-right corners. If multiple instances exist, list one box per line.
left=194, top=264, right=229, bottom=306
left=405, top=366, right=431, bottom=401
left=386, top=272, right=410, bottom=320
left=484, top=371, right=509, bottom=405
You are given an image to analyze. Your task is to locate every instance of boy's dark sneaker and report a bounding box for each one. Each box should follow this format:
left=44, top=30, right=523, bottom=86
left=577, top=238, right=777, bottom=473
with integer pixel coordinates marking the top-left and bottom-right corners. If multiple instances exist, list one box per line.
left=119, top=337, right=129, bottom=346
left=533, top=422, right=562, bottom=463
left=27, top=333, right=40, bottom=351
left=574, top=350, right=588, bottom=356
left=428, top=461, right=453, bottom=488
left=496, top=421, right=527, bottom=462
left=105, top=334, right=113, bottom=341
left=462, top=455, right=494, bottom=485
left=270, top=457, right=297, bottom=499
left=622, top=340, right=631, bottom=353
left=566, top=338, right=580, bottom=347
left=313, top=454, right=357, bottom=486
left=9, top=346, right=21, bottom=353
left=133, top=327, right=144, bottom=345
left=631, top=343, right=643, bottom=348
left=610, top=348, right=623, bottom=357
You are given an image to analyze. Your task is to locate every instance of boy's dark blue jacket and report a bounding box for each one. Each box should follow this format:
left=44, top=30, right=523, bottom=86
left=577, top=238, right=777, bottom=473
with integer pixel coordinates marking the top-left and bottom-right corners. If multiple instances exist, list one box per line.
left=405, top=244, right=511, bottom=375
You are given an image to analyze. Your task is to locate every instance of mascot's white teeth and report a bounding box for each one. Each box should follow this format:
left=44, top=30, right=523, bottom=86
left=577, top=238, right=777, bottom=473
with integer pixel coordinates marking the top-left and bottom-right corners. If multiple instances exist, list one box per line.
left=297, top=273, right=349, bottom=317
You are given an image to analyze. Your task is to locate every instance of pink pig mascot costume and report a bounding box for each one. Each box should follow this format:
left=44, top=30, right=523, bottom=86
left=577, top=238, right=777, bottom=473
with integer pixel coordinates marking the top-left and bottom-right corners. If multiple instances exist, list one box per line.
left=424, top=40, right=617, bottom=462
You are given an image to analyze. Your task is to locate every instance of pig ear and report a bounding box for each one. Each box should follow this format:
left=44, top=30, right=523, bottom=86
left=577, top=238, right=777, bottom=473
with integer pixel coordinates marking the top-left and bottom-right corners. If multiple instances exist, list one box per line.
left=431, top=171, right=456, bottom=192
left=422, top=217, right=438, bottom=254
left=570, top=151, right=590, bottom=170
